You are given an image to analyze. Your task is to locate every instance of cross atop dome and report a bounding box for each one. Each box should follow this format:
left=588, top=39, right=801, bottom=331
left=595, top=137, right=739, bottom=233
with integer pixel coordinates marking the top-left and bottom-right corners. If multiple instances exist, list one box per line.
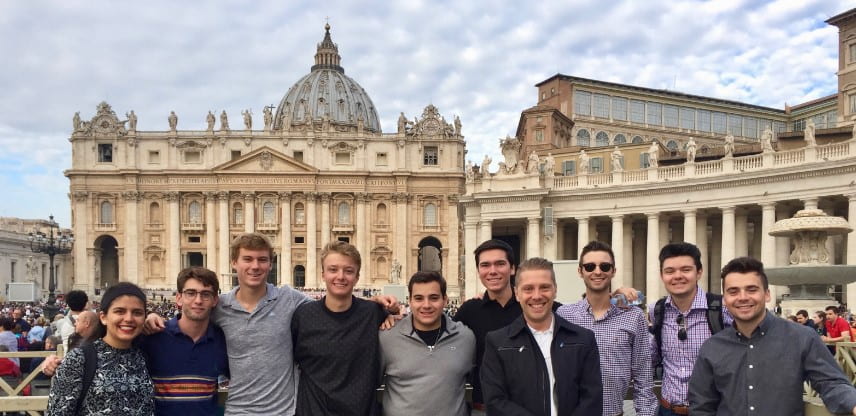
left=312, top=23, right=343, bottom=73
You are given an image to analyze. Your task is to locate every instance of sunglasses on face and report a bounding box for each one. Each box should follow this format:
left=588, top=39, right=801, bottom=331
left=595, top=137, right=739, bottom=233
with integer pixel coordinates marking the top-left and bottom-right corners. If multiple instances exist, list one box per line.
left=676, top=313, right=688, bottom=341
left=581, top=262, right=614, bottom=273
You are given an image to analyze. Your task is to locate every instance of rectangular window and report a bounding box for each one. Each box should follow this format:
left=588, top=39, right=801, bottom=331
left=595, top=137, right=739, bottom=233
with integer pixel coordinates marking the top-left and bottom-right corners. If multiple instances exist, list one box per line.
left=663, top=105, right=679, bottom=128
left=376, top=152, right=388, bottom=166
left=231, top=150, right=242, bottom=160
left=590, top=157, right=604, bottom=173
left=593, top=94, right=610, bottom=118
left=772, top=121, right=786, bottom=133
left=812, top=114, right=826, bottom=129
left=727, top=114, right=742, bottom=137
left=640, top=153, right=650, bottom=169
left=337, top=236, right=350, bottom=243
left=98, top=143, right=113, bottom=163
left=679, top=107, right=695, bottom=130
left=612, top=97, right=627, bottom=121
left=793, top=119, right=806, bottom=132
left=10, top=261, right=15, bottom=282
left=535, top=130, right=544, bottom=142
left=743, top=117, right=758, bottom=139
left=850, top=43, right=856, bottom=63
left=828, top=110, right=838, bottom=127
left=294, top=236, right=305, bottom=244
left=574, top=91, right=592, bottom=116
left=148, top=151, right=160, bottom=164
left=697, top=110, right=711, bottom=132
left=646, top=102, right=662, bottom=126
left=423, top=146, right=439, bottom=165
left=184, top=151, right=201, bottom=163
left=711, top=112, right=727, bottom=134
left=335, top=152, right=351, bottom=164
left=188, top=236, right=201, bottom=243
left=562, top=160, right=575, bottom=176
left=629, top=100, right=645, bottom=123
left=293, top=151, right=303, bottom=162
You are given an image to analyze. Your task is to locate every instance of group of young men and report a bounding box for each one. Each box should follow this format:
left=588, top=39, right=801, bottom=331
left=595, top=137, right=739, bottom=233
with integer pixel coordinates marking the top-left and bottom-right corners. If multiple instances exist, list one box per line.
left=42, top=231, right=856, bottom=415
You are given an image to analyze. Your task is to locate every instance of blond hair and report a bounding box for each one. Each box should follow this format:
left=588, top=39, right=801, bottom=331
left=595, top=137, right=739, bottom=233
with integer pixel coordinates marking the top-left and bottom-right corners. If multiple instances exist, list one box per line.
left=320, top=241, right=362, bottom=274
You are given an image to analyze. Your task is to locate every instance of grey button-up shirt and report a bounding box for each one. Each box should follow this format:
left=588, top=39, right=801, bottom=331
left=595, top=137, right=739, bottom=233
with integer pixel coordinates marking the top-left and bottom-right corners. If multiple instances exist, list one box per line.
left=689, top=311, right=856, bottom=416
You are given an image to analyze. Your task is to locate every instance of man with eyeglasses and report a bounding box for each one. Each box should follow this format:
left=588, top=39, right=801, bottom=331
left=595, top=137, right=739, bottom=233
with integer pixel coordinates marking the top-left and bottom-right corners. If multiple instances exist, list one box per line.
left=138, top=266, right=229, bottom=416
left=650, top=242, right=731, bottom=416
left=556, top=241, right=656, bottom=416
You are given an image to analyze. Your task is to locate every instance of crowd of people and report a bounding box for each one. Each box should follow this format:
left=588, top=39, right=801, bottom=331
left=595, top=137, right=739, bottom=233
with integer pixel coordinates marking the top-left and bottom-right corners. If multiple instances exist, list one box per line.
left=20, top=232, right=856, bottom=416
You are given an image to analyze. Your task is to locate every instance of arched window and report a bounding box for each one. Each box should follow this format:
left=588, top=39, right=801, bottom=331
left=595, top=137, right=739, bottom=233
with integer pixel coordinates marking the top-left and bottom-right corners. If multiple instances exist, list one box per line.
left=576, top=129, right=590, bottom=147
left=263, top=201, right=275, bottom=223
left=188, top=201, right=202, bottom=223
left=100, top=201, right=113, bottom=224
left=424, top=203, right=437, bottom=226
left=613, top=134, right=627, bottom=145
left=666, top=140, right=679, bottom=151
left=376, top=203, right=388, bottom=224
left=631, top=135, right=644, bottom=144
left=293, top=265, right=306, bottom=287
left=149, top=202, right=162, bottom=224
left=595, top=131, right=609, bottom=147
left=233, top=202, right=243, bottom=225
left=294, top=203, right=305, bottom=225
left=338, top=202, right=350, bottom=225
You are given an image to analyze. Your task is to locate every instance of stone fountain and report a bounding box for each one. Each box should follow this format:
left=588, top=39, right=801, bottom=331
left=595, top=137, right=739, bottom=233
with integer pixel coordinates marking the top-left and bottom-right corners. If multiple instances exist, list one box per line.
left=767, top=209, right=854, bottom=316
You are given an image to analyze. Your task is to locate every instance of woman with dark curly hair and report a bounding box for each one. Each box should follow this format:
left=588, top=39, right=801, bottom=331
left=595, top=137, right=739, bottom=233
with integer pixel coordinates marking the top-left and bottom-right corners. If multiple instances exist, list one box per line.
left=47, top=282, right=154, bottom=415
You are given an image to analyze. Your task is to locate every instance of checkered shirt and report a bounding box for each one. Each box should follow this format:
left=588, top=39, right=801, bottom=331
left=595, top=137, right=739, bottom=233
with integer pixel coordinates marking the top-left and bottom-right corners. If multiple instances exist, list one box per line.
left=649, top=286, right=733, bottom=406
left=557, top=299, right=656, bottom=416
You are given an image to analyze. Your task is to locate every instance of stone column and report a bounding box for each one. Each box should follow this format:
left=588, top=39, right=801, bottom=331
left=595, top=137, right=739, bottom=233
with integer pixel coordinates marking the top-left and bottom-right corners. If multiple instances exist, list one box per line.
left=306, top=193, right=318, bottom=288
left=217, top=192, right=230, bottom=289
left=464, top=220, right=479, bottom=298
left=659, top=216, right=670, bottom=248
left=447, top=195, right=461, bottom=297
left=696, top=213, right=709, bottom=289
left=395, top=193, right=409, bottom=276
left=577, top=217, right=590, bottom=259
left=355, top=193, right=369, bottom=281
left=735, top=210, right=748, bottom=257
left=646, top=213, right=661, bottom=300
left=543, top=215, right=558, bottom=261
left=803, top=197, right=819, bottom=211
left=526, top=217, right=540, bottom=259
left=847, top=194, right=856, bottom=307
left=760, top=202, right=777, bottom=307
left=279, top=192, right=292, bottom=286
left=683, top=209, right=697, bottom=245
left=622, top=220, right=633, bottom=283
left=720, top=206, right=736, bottom=270
left=611, top=215, right=625, bottom=289
left=72, top=192, right=90, bottom=291
left=123, top=192, right=140, bottom=285
left=243, top=193, right=255, bottom=233
left=205, top=192, right=217, bottom=269
left=776, top=205, right=792, bottom=267
left=320, top=193, right=331, bottom=248
left=479, top=219, right=492, bottom=243
left=167, top=192, right=181, bottom=281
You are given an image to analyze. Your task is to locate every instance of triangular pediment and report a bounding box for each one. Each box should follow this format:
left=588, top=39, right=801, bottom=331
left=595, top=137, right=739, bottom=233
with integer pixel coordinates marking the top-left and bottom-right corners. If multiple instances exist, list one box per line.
left=213, top=146, right=318, bottom=173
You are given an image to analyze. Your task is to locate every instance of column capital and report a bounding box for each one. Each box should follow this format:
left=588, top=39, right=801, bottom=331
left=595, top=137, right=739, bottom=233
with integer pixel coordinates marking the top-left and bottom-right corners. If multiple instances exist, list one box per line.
left=681, top=208, right=697, bottom=215
left=319, top=192, right=331, bottom=203
left=577, top=216, right=590, bottom=223
left=760, top=201, right=776, bottom=210
left=527, top=217, right=540, bottom=224
left=479, top=219, right=492, bottom=227
left=203, top=191, right=217, bottom=201
left=447, top=194, right=460, bottom=204
left=305, top=192, right=318, bottom=202
left=122, top=191, right=142, bottom=201
left=278, top=191, right=292, bottom=201
left=610, top=214, right=624, bottom=222
left=165, top=191, right=179, bottom=202
left=646, top=212, right=659, bottom=220
left=355, top=192, right=370, bottom=202
left=217, top=191, right=230, bottom=201
left=719, top=206, right=735, bottom=214
left=242, top=192, right=255, bottom=201
left=72, top=191, right=89, bottom=202
left=846, top=193, right=856, bottom=202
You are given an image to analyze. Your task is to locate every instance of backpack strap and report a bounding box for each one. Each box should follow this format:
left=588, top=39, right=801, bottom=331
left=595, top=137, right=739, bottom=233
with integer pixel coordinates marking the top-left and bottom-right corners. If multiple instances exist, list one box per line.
left=651, top=296, right=667, bottom=361
left=706, top=292, right=725, bottom=335
left=73, top=343, right=98, bottom=415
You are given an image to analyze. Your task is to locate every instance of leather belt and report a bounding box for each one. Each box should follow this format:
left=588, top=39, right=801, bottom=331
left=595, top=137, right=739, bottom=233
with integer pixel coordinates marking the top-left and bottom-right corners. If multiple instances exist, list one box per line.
left=659, top=397, right=689, bottom=415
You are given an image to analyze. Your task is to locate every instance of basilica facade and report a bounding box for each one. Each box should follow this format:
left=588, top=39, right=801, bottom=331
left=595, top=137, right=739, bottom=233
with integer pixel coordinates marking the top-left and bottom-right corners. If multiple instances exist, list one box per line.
left=462, top=8, right=856, bottom=311
left=66, top=25, right=466, bottom=297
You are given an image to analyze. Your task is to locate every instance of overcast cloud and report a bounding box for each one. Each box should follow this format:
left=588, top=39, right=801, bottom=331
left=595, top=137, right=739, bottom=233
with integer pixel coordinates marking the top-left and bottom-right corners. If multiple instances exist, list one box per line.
left=0, top=0, right=849, bottom=227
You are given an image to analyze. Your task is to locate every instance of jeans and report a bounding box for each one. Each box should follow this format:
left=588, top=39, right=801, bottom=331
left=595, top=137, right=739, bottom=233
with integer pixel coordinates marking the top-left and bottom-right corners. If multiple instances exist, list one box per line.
left=658, top=405, right=686, bottom=416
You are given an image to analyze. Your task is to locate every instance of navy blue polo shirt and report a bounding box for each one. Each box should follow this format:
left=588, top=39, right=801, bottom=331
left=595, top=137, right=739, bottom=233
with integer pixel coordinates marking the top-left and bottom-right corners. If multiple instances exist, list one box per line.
left=139, top=317, right=228, bottom=416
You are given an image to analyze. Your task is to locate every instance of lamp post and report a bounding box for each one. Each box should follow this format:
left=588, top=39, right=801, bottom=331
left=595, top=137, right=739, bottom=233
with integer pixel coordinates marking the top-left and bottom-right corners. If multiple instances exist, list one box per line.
left=28, top=215, right=73, bottom=321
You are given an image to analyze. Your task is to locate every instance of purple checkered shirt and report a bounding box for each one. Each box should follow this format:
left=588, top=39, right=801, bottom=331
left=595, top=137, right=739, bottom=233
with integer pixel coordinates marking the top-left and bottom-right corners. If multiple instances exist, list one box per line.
left=557, top=299, right=656, bottom=416
left=649, top=286, right=732, bottom=406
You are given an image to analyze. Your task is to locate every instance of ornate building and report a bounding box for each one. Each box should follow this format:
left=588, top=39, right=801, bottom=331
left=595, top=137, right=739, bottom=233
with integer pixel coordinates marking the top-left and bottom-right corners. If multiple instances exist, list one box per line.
left=0, top=217, right=73, bottom=299
left=462, top=8, right=856, bottom=311
left=66, top=25, right=466, bottom=297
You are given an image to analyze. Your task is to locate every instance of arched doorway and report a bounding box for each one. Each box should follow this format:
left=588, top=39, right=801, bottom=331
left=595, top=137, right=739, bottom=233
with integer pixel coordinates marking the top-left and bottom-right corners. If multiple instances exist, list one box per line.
left=94, top=235, right=119, bottom=290
left=418, top=237, right=442, bottom=273
left=293, top=265, right=306, bottom=288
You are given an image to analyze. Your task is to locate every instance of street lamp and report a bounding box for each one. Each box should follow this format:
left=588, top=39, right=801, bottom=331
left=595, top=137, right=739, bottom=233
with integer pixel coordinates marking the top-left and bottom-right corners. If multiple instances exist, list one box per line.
left=28, top=215, right=73, bottom=321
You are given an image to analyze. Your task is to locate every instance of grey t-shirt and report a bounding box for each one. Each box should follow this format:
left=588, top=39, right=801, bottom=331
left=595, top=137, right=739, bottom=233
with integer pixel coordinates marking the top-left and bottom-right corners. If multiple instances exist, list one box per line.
left=213, top=283, right=310, bottom=415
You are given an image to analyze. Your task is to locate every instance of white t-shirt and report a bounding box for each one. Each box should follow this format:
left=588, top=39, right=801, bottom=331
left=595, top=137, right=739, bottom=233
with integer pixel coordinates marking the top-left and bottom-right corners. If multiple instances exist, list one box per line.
left=529, top=316, right=558, bottom=416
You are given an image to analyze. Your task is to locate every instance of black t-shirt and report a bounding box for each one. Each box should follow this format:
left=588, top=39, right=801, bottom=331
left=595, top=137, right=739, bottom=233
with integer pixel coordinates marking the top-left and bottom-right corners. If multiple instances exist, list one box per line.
left=412, top=317, right=447, bottom=346
left=453, top=291, right=521, bottom=404
left=291, top=296, right=386, bottom=416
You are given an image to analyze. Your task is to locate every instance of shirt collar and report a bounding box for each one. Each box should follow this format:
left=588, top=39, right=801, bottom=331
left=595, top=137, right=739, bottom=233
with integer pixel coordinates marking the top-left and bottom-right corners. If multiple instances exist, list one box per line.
left=527, top=315, right=555, bottom=336
left=480, top=290, right=518, bottom=308
left=220, top=283, right=277, bottom=309
left=733, top=310, right=774, bottom=339
left=665, top=286, right=707, bottom=312
left=582, top=298, right=618, bottom=320
left=166, top=316, right=217, bottom=343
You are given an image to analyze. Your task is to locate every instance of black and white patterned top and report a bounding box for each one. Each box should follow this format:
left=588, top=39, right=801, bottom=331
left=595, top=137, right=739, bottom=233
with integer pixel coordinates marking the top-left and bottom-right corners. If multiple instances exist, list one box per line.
left=47, top=339, right=154, bottom=415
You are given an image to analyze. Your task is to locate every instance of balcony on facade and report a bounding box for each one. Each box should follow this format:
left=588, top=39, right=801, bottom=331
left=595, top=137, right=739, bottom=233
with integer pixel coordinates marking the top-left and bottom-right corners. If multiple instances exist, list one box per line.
left=181, top=222, right=205, bottom=233
left=145, top=222, right=164, bottom=230
left=94, top=223, right=116, bottom=232
left=257, top=223, right=279, bottom=232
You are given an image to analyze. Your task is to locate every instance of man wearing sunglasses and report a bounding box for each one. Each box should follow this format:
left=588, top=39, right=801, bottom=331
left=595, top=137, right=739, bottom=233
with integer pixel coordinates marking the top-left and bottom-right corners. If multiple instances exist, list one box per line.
left=651, top=242, right=731, bottom=416
left=556, top=241, right=656, bottom=416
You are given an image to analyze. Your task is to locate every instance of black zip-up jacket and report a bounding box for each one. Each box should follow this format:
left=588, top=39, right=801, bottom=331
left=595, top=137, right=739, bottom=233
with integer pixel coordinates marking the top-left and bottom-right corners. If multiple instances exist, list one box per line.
left=480, top=314, right=603, bottom=416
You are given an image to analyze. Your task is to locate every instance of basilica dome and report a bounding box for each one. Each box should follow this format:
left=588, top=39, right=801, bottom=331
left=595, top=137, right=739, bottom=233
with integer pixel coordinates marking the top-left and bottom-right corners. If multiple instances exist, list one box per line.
left=273, top=24, right=381, bottom=133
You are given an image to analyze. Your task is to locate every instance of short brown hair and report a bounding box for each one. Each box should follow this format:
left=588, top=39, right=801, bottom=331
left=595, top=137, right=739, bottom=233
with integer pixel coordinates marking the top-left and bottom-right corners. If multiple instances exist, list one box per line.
left=320, top=241, right=362, bottom=274
left=177, top=266, right=220, bottom=293
left=230, top=233, right=273, bottom=262
left=516, top=257, right=555, bottom=285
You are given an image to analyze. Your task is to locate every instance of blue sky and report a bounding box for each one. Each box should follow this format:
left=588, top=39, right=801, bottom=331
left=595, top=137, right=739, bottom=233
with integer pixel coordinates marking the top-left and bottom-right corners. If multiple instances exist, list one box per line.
left=0, top=0, right=849, bottom=227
